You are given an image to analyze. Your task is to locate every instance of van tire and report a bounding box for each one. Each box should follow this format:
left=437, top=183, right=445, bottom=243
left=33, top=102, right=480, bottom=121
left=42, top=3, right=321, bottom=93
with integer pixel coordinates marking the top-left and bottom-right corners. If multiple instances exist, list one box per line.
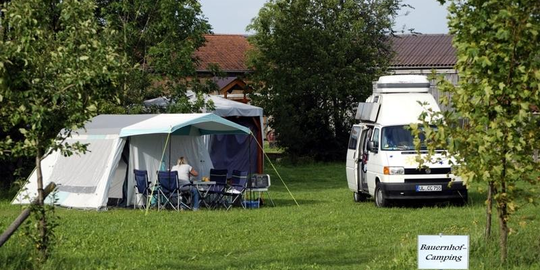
left=374, top=185, right=389, bottom=208
left=353, top=192, right=367, bottom=202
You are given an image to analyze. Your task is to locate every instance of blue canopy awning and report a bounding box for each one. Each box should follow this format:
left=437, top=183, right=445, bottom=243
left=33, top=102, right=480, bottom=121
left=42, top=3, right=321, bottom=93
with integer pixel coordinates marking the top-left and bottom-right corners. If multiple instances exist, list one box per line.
left=119, top=113, right=250, bottom=137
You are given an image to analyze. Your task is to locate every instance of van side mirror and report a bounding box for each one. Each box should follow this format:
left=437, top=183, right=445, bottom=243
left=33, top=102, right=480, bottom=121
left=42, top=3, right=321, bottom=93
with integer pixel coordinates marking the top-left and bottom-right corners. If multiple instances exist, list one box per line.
left=368, top=141, right=378, bottom=153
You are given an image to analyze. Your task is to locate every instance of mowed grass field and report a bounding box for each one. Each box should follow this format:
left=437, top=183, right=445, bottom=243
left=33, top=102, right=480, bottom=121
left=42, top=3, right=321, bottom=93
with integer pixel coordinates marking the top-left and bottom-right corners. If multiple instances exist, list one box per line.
left=1, top=162, right=539, bottom=269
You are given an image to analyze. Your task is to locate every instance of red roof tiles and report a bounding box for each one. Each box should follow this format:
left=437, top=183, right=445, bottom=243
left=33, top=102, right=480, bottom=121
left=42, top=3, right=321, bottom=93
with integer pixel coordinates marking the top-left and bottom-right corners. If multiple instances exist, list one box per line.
left=194, top=34, right=252, bottom=72
left=390, top=34, right=456, bottom=68
left=195, top=34, right=457, bottom=72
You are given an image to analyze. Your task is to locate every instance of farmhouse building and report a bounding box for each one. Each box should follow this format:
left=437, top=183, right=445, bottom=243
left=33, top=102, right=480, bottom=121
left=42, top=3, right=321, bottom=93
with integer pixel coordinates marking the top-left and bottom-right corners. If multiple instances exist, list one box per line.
left=389, top=34, right=457, bottom=111
left=194, top=34, right=252, bottom=103
left=194, top=34, right=458, bottom=110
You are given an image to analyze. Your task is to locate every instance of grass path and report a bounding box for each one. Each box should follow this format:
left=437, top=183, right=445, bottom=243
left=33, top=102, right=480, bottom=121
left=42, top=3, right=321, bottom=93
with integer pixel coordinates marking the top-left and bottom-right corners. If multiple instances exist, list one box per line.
left=1, top=162, right=539, bottom=269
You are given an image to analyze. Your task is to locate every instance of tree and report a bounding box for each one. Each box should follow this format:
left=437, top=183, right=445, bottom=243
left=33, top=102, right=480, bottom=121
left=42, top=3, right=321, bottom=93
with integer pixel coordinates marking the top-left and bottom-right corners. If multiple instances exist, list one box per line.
left=0, top=0, right=120, bottom=261
left=0, top=0, right=217, bottom=191
left=412, top=0, right=540, bottom=263
left=95, top=0, right=216, bottom=113
left=247, top=0, right=401, bottom=161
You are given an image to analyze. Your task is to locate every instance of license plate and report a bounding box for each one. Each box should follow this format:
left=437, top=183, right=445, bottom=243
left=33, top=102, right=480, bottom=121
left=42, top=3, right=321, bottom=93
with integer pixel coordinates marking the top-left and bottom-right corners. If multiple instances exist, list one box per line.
left=416, top=185, right=442, bottom=192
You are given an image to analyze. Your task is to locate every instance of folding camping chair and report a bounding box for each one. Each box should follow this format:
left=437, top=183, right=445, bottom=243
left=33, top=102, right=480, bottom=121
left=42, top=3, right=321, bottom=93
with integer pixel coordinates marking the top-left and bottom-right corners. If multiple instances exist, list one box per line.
left=157, top=170, right=190, bottom=211
left=207, top=169, right=228, bottom=209
left=224, top=170, right=248, bottom=210
left=133, top=169, right=152, bottom=209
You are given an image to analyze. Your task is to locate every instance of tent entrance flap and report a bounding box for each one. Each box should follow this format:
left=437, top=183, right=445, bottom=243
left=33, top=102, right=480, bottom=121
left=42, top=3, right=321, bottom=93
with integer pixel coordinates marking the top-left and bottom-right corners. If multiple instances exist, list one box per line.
left=127, top=134, right=214, bottom=206
left=106, top=140, right=130, bottom=206
left=209, top=116, right=261, bottom=176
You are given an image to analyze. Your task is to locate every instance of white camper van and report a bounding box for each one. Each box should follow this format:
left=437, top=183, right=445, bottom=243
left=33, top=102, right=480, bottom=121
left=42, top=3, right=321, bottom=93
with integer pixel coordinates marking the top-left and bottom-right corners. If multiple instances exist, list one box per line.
left=345, top=75, right=467, bottom=207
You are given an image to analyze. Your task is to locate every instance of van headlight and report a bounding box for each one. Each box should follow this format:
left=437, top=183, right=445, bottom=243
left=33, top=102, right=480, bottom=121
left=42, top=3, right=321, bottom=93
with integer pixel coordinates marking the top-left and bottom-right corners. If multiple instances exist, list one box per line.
left=384, top=166, right=405, bottom=175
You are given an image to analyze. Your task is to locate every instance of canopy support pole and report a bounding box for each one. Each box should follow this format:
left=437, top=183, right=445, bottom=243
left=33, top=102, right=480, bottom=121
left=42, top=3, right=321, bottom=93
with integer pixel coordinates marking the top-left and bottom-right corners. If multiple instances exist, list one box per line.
left=250, top=132, right=299, bottom=207
left=145, top=133, right=171, bottom=215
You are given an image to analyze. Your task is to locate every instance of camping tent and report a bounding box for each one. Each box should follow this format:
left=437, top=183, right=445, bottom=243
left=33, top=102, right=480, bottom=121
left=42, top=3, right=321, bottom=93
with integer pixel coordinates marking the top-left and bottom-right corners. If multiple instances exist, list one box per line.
left=144, top=93, right=265, bottom=176
left=204, top=95, right=264, bottom=177
left=12, top=113, right=249, bottom=210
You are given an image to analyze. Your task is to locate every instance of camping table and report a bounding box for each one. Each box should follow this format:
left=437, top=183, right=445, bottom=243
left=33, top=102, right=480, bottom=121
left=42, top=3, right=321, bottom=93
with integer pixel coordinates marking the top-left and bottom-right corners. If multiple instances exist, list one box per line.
left=192, top=181, right=216, bottom=209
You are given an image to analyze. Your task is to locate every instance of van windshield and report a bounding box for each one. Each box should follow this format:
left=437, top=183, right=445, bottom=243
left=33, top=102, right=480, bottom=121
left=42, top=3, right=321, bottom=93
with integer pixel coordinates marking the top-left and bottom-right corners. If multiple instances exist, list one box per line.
left=381, top=125, right=436, bottom=151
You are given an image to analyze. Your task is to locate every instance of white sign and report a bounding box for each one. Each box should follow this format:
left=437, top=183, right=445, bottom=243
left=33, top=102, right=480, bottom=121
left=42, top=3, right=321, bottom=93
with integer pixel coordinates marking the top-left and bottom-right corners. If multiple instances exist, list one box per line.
left=418, top=235, right=469, bottom=269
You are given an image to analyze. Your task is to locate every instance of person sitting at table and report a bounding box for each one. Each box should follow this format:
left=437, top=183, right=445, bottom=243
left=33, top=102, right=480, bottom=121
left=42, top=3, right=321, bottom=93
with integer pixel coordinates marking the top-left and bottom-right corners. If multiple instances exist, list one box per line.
left=171, top=157, right=200, bottom=211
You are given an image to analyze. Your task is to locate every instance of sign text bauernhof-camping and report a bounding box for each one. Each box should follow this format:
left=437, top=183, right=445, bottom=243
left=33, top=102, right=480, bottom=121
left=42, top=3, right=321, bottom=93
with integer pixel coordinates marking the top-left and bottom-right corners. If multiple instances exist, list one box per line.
left=417, top=235, right=469, bottom=269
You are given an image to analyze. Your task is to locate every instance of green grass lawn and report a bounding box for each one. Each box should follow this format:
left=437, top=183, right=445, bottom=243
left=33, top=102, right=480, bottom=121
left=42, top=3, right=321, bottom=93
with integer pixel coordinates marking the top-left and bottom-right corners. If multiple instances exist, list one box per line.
left=1, top=162, right=539, bottom=269
left=263, top=141, right=284, bottom=154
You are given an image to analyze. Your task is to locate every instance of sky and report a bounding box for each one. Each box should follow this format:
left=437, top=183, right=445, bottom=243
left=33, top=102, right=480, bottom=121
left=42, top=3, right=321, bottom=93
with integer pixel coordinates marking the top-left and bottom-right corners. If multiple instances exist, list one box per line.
left=199, top=0, right=450, bottom=35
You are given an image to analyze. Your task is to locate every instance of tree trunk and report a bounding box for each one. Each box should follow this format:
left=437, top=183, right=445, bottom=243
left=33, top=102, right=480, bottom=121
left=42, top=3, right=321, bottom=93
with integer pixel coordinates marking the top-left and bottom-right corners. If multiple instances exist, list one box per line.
left=0, top=182, right=56, bottom=248
left=36, top=148, right=44, bottom=205
left=485, top=181, right=494, bottom=238
left=496, top=147, right=509, bottom=264
left=497, top=203, right=509, bottom=263
left=496, top=181, right=509, bottom=263
left=35, top=146, right=48, bottom=261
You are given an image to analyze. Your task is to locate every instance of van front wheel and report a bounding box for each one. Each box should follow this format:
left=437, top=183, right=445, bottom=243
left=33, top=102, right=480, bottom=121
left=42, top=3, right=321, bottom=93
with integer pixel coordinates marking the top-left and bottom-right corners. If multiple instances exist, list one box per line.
left=375, top=185, right=389, bottom=208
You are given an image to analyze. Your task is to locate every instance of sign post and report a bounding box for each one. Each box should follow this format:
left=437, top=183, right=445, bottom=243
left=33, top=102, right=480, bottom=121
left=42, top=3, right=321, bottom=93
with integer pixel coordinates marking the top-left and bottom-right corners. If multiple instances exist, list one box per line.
left=418, top=234, right=469, bottom=269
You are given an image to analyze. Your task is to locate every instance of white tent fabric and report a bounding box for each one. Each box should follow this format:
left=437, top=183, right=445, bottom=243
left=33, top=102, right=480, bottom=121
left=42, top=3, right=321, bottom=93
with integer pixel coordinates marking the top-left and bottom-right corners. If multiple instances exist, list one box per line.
left=144, top=93, right=265, bottom=174
left=13, top=113, right=249, bottom=210
left=207, top=95, right=263, bottom=118
left=143, top=91, right=263, bottom=118
left=48, top=137, right=125, bottom=208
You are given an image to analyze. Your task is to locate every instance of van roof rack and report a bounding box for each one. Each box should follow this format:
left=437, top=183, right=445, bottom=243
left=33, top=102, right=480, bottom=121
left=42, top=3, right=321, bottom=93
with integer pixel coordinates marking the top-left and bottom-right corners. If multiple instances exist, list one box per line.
left=375, top=75, right=430, bottom=93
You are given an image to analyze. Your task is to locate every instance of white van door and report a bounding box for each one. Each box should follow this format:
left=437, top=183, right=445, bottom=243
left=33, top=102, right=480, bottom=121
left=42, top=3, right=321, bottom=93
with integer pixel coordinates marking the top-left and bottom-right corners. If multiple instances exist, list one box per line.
left=365, top=127, right=381, bottom=195
left=358, top=127, right=372, bottom=193
left=346, top=125, right=361, bottom=192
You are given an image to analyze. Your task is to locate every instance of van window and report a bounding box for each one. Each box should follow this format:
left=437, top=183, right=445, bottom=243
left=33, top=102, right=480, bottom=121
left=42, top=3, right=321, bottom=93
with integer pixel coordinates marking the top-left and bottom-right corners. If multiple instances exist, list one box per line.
left=372, top=128, right=380, bottom=145
left=348, top=126, right=360, bottom=150
left=361, top=128, right=373, bottom=161
left=381, top=125, right=437, bottom=151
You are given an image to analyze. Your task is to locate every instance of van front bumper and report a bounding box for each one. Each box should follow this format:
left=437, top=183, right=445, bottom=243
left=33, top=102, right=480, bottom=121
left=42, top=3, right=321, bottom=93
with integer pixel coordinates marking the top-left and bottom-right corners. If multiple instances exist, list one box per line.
left=378, top=181, right=467, bottom=200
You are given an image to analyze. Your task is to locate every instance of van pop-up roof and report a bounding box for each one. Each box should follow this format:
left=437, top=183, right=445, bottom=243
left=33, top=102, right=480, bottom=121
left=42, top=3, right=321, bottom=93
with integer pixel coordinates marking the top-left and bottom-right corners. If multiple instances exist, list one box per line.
left=375, top=75, right=430, bottom=93
left=356, top=75, right=439, bottom=125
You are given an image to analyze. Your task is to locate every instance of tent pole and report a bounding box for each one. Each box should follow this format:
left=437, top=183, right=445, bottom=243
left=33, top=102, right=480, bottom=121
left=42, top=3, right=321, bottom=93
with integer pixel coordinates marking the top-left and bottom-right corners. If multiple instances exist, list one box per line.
left=251, top=117, right=263, bottom=173
left=249, top=131, right=254, bottom=208
left=169, top=135, right=172, bottom=171
left=248, top=131, right=252, bottom=176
